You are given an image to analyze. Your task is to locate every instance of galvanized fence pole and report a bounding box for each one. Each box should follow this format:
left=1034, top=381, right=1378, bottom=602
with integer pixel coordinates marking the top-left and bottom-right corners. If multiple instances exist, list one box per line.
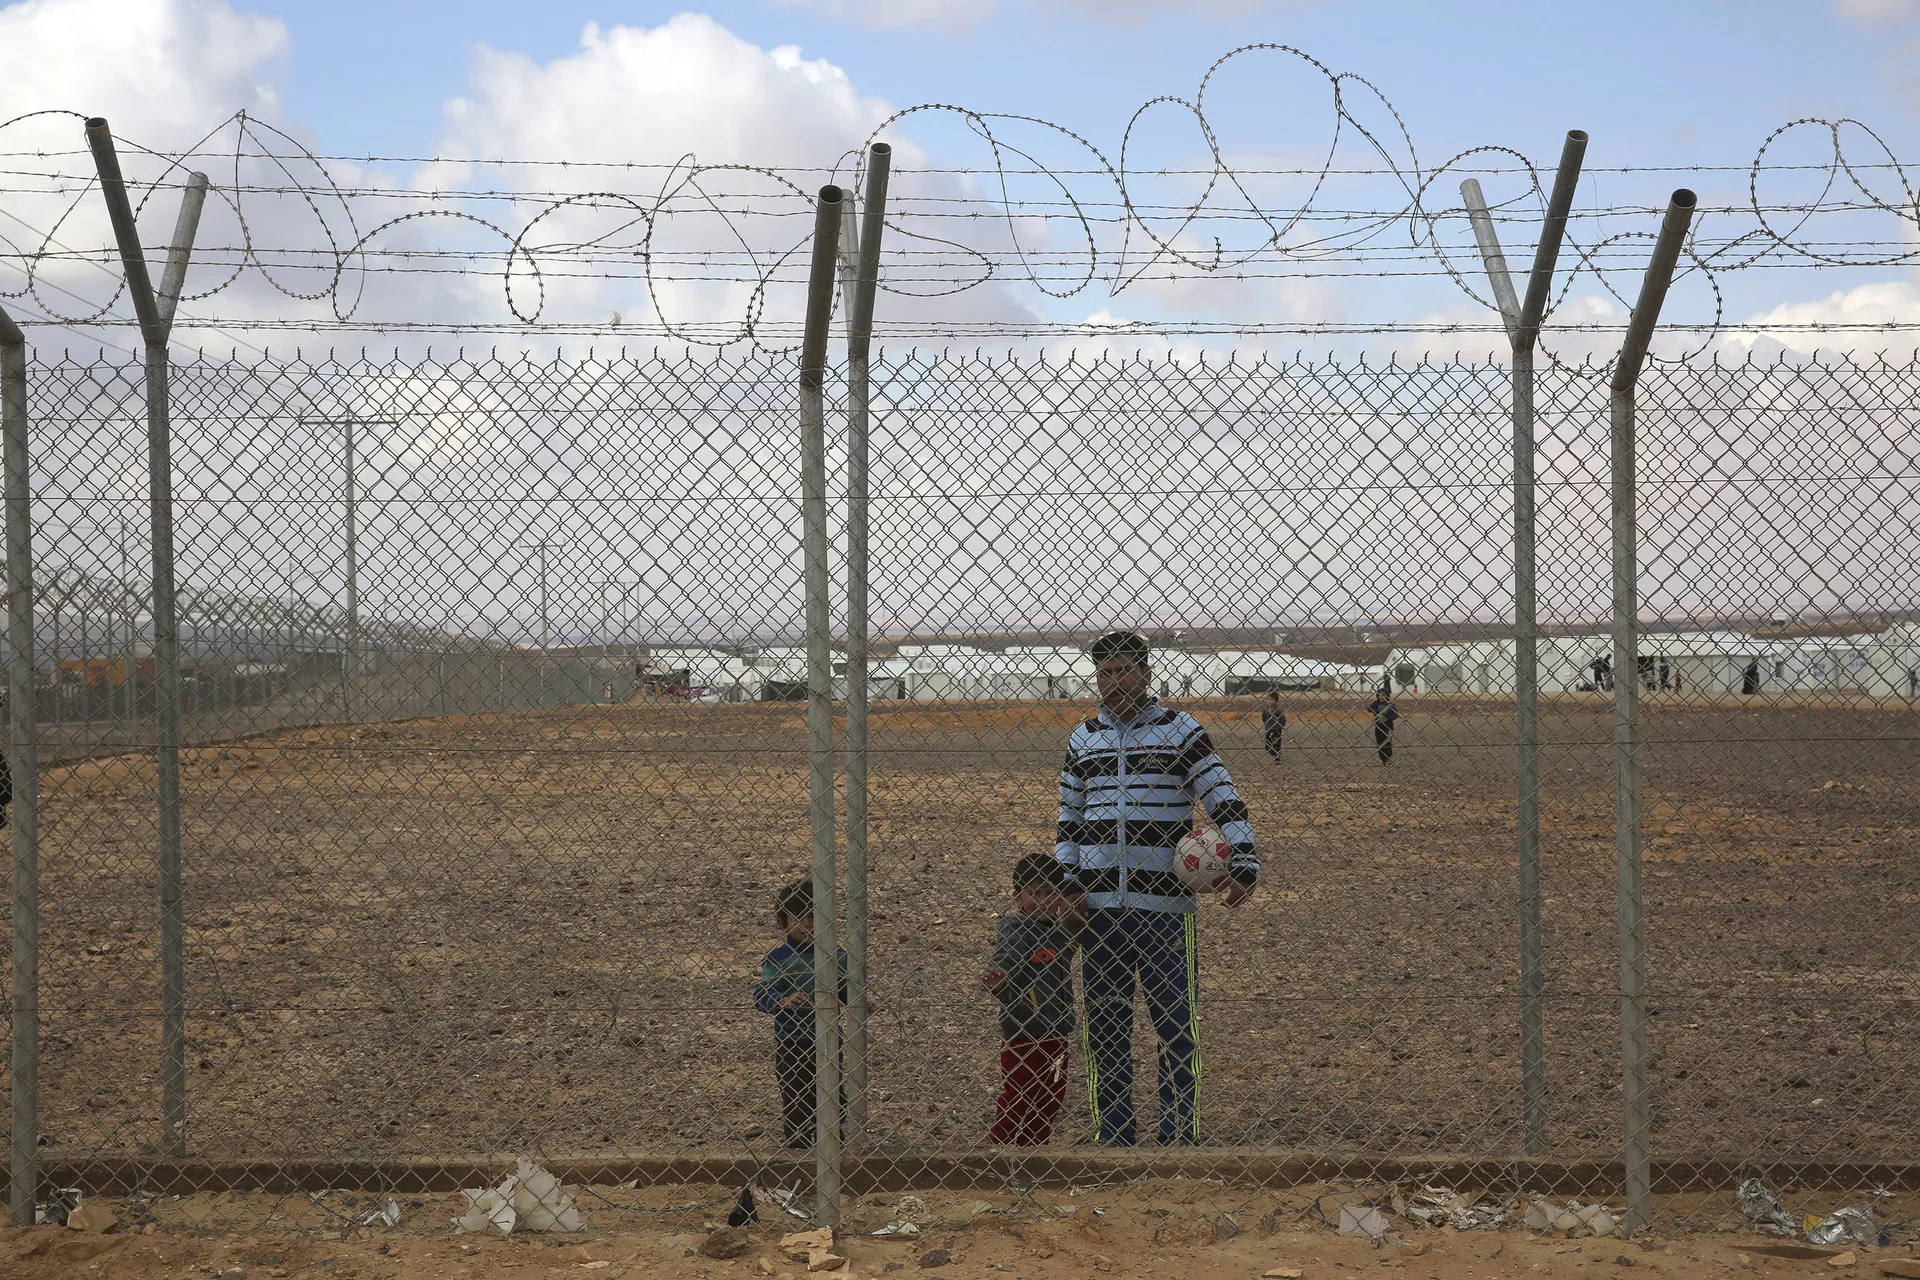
left=800, top=184, right=844, bottom=1223
left=87, top=119, right=208, bottom=1158
left=2, top=301, right=40, bottom=1225
left=1460, top=129, right=1586, bottom=1156
left=836, top=142, right=889, bottom=1150
left=1610, top=189, right=1697, bottom=1233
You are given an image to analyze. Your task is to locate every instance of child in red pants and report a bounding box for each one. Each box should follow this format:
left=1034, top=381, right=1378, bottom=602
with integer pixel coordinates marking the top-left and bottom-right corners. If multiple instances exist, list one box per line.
left=981, top=855, right=1082, bottom=1145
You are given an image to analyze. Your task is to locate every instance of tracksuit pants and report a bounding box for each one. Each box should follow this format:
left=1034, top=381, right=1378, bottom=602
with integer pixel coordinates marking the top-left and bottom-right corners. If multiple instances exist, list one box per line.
left=1079, top=907, right=1201, bottom=1146
left=989, top=1036, right=1070, bottom=1146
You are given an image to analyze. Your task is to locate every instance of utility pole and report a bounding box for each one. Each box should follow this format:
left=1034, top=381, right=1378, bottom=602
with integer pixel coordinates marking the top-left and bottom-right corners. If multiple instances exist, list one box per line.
left=299, top=413, right=395, bottom=724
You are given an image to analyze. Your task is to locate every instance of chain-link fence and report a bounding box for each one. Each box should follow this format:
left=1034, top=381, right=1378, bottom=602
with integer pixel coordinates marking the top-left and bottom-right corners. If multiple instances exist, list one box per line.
left=1, top=346, right=1915, bottom=1241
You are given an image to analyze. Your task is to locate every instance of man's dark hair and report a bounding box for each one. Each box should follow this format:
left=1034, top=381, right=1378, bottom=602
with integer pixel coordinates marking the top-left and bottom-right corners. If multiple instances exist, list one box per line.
left=1012, top=853, right=1069, bottom=894
left=776, top=877, right=812, bottom=926
left=1089, top=630, right=1150, bottom=666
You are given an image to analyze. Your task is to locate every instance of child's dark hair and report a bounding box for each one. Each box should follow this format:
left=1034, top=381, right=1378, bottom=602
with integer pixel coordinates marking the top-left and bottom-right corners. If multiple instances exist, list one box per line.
left=1012, top=853, right=1068, bottom=895
left=776, top=877, right=812, bottom=927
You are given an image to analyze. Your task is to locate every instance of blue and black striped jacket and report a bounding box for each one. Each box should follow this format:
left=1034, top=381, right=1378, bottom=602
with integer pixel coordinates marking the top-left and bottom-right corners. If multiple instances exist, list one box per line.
left=1055, top=701, right=1258, bottom=913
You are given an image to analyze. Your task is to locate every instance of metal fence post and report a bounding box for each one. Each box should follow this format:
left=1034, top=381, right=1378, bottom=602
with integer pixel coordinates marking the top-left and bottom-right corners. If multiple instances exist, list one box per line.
left=1461, top=130, right=1586, bottom=1156
left=1610, top=189, right=1697, bottom=1234
left=344, top=414, right=357, bottom=723
left=87, top=119, right=208, bottom=1158
left=2, top=301, right=40, bottom=1225
left=837, top=142, right=890, bottom=1150
left=800, top=184, right=844, bottom=1223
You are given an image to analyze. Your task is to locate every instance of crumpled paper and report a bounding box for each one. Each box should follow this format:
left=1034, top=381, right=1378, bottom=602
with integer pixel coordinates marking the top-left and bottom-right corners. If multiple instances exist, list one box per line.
left=452, top=1158, right=584, bottom=1234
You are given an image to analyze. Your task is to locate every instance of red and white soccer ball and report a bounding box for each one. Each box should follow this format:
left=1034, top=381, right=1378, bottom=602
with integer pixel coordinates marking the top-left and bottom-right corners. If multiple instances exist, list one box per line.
left=1174, top=824, right=1232, bottom=893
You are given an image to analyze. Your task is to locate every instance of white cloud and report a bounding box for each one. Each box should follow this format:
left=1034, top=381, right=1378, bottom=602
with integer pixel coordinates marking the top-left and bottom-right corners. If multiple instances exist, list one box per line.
left=430, top=14, right=1041, bottom=339
left=0, top=0, right=284, bottom=145
left=1728, top=277, right=1920, bottom=355
left=772, top=0, right=1275, bottom=33
left=0, top=0, right=294, bottom=342
left=443, top=16, right=887, bottom=172
left=1836, top=0, right=1920, bottom=21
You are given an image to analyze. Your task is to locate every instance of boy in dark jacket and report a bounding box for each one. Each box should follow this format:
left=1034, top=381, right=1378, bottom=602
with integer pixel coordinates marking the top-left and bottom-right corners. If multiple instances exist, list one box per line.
left=1261, top=692, right=1286, bottom=761
left=753, top=878, right=848, bottom=1148
left=981, top=854, right=1082, bottom=1146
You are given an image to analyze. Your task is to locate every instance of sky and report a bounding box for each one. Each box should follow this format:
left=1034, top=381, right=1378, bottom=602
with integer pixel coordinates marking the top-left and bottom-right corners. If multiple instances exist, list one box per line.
left=2, top=0, right=1920, bottom=357
left=4, top=0, right=1919, bottom=642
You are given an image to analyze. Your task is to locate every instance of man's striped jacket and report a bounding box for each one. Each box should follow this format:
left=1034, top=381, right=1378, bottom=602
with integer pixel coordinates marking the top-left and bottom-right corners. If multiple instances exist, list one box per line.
left=1054, top=701, right=1258, bottom=913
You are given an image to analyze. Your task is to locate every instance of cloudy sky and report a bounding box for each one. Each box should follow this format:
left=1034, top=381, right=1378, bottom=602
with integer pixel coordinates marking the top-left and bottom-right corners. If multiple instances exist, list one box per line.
left=2, top=0, right=1919, bottom=357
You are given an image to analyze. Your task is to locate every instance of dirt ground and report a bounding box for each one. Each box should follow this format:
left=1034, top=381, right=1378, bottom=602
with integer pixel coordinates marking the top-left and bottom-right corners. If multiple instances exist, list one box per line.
left=4, top=692, right=1916, bottom=1228
left=7, top=1181, right=1920, bottom=1280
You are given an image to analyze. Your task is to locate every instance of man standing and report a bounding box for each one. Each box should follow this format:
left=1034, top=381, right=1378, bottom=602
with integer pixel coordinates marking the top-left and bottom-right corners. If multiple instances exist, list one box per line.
left=1055, top=631, right=1257, bottom=1146
left=1366, top=692, right=1399, bottom=765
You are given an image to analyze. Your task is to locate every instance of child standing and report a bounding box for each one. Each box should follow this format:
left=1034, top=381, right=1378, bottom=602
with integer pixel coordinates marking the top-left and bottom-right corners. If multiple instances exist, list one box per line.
left=1261, top=691, right=1287, bottom=761
left=753, top=878, right=848, bottom=1148
left=980, top=855, right=1082, bottom=1146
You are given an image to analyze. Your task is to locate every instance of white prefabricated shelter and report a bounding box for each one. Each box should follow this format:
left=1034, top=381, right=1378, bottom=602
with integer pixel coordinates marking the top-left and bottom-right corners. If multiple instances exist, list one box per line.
left=1767, top=632, right=1916, bottom=695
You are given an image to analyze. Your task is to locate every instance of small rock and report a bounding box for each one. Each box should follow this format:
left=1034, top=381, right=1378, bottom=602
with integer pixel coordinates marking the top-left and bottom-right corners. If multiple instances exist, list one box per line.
left=67, top=1203, right=117, bottom=1234
left=700, top=1227, right=752, bottom=1259
left=1264, top=1269, right=1303, bottom=1278
left=1210, top=1217, right=1240, bottom=1244
left=1827, top=1253, right=1856, bottom=1269
left=220, top=1270, right=245, bottom=1280
left=916, top=1248, right=952, bottom=1268
left=808, top=1251, right=848, bottom=1272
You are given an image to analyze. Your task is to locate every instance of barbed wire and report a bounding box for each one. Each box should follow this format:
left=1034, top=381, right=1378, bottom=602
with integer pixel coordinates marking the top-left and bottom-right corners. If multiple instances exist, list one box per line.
left=0, top=45, right=1914, bottom=352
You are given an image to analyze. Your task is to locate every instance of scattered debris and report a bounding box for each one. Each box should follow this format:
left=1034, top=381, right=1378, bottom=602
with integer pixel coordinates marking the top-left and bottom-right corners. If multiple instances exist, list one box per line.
left=1393, top=1184, right=1510, bottom=1230
left=360, top=1200, right=400, bottom=1229
left=1210, top=1215, right=1241, bottom=1243
left=452, top=1158, right=584, bottom=1235
left=1809, top=1206, right=1880, bottom=1248
left=762, top=1183, right=813, bottom=1220
left=1523, top=1198, right=1623, bottom=1239
left=960, top=1199, right=995, bottom=1217
left=1338, top=1205, right=1391, bottom=1240
left=916, top=1248, right=952, bottom=1268
left=728, top=1186, right=759, bottom=1228
left=38, top=1187, right=82, bottom=1227
left=870, top=1220, right=922, bottom=1239
left=1735, top=1179, right=1799, bottom=1235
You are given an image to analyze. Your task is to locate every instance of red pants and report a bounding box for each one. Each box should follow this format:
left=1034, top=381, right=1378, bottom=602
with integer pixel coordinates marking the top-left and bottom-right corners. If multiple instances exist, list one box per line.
left=989, top=1037, right=1069, bottom=1146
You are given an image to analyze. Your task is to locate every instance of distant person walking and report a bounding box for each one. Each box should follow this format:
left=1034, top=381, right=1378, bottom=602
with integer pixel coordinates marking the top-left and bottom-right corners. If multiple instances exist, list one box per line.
left=1260, top=692, right=1286, bottom=761
left=1366, top=694, right=1399, bottom=766
left=1741, top=659, right=1763, bottom=695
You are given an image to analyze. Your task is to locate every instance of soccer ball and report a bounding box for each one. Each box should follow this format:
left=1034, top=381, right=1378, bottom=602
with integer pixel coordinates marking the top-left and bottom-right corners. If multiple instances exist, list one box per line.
left=1174, top=824, right=1232, bottom=893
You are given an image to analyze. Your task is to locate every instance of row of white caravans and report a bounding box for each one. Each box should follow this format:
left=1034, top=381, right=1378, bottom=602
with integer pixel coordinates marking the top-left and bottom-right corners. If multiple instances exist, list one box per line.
left=650, top=624, right=1920, bottom=703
